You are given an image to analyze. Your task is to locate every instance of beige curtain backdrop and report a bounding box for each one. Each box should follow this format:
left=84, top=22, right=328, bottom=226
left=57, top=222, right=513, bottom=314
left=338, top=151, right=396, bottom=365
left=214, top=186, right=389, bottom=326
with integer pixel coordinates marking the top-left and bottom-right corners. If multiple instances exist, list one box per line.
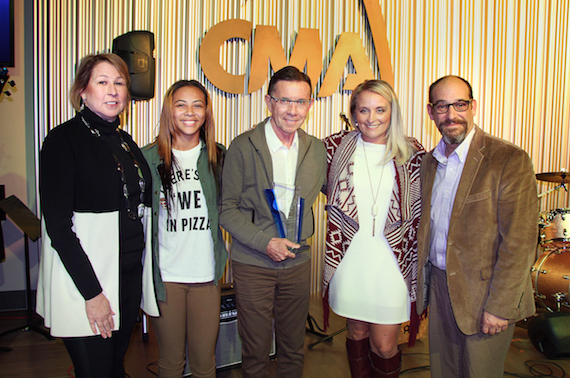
left=33, top=0, right=570, bottom=293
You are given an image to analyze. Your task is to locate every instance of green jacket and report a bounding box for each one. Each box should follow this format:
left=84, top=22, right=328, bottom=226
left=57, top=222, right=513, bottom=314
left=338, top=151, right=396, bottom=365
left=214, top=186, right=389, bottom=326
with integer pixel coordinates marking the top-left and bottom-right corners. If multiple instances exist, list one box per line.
left=142, top=141, right=228, bottom=302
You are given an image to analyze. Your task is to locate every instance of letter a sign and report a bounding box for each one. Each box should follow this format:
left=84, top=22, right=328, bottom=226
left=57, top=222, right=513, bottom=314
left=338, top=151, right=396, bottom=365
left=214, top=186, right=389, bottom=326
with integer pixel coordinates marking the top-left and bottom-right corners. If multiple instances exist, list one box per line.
left=199, top=0, right=393, bottom=97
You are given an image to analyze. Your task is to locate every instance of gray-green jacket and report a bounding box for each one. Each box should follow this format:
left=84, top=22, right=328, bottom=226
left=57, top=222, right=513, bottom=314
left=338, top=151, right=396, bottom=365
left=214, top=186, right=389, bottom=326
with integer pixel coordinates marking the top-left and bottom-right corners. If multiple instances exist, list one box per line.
left=142, top=141, right=228, bottom=302
left=220, top=119, right=327, bottom=269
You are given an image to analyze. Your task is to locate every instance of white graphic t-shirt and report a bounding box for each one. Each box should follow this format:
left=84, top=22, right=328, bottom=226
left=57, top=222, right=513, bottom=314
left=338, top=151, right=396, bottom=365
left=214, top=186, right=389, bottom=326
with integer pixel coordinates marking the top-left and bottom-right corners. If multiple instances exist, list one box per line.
left=158, top=143, right=215, bottom=283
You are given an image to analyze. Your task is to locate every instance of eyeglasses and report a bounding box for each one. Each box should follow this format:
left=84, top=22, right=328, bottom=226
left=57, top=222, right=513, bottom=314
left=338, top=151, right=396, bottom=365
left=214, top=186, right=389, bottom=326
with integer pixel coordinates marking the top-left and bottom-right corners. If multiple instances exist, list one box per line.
left=429, top=99, right=473, bottom=114
left=269, top=95, right=312, bottom=108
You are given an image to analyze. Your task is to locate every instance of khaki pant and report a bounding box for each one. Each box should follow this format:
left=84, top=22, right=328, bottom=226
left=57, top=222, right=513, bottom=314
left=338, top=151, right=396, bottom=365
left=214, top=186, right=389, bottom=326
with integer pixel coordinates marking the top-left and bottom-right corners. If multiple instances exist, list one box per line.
left=233, top=261, right=311, bottom=378
left=151, top=281, right=221, bottom=378
left=428, top=265, right=515, bottom=378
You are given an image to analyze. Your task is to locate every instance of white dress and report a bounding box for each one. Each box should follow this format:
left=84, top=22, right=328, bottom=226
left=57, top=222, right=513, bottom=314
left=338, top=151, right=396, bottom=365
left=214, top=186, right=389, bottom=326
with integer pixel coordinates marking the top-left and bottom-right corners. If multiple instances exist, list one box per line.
left=328, top=137, right=411, bottom=324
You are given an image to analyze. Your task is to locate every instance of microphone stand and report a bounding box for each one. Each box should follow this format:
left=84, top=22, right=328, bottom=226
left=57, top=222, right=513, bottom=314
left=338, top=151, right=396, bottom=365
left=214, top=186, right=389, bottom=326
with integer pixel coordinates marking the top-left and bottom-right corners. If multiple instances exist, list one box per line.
left=304, top=113, right=354, bottom=348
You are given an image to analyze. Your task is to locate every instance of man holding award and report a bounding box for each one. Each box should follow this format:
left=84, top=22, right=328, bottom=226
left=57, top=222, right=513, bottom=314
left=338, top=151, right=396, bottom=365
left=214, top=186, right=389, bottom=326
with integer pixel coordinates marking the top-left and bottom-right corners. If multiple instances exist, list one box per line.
left=220, top=66, right=327, bottom=378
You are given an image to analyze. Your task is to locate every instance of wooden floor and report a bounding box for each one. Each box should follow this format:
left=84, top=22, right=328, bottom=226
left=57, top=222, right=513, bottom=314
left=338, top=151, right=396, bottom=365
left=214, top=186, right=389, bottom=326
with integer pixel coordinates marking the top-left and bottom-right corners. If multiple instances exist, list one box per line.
left=1, top=294, right=569, bottom=378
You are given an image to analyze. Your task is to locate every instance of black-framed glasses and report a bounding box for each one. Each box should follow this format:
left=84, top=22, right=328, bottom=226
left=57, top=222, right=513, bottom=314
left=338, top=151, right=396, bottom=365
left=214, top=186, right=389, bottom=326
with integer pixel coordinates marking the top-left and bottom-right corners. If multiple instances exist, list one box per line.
left=429, top=99, right=473, bottom=114
left=269, top=95, right=312, bottom=108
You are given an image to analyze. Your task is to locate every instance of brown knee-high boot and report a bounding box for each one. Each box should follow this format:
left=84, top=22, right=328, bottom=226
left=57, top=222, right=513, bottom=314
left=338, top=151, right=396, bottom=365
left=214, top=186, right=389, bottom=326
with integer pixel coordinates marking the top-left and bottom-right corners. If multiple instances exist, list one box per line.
left=346, top=338, right=372, bottom=378
left=369, top=348, right=401, bottom=378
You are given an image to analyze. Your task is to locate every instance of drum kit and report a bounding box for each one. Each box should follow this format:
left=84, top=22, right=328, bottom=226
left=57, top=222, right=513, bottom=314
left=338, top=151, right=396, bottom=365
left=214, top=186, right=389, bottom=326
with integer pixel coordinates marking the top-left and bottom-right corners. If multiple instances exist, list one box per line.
left=531, top=170, right=570, bottom=312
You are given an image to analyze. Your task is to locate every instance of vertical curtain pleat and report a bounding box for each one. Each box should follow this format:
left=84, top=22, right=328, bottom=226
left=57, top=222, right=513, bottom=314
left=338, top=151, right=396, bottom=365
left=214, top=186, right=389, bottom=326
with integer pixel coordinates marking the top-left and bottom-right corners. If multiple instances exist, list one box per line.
left=33, top=0, right=570, bottom=293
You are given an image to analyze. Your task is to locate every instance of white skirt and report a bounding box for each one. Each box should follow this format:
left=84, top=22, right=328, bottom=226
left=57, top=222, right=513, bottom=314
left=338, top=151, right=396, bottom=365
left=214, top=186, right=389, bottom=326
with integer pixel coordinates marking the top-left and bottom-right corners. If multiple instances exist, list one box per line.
left=328, top=230, right=410, bottom=324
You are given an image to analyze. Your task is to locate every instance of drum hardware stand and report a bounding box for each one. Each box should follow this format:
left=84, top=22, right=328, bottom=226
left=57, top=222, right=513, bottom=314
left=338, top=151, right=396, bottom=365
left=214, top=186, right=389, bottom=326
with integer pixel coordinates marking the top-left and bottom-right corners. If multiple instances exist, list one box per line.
left=531, top=266, right=547, bottom=275
left=533, top=168, right=570, bottom=315
left=538, top=182, right=567, bottom=199
left=544, top=244, right=567, bottom=253
left=552, top=292, right=568, bottom=312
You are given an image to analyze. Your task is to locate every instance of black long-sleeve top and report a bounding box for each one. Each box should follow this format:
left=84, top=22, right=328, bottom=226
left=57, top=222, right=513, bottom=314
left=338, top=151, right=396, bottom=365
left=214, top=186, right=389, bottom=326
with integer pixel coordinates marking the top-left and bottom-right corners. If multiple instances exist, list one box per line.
left=39, top=107, right=151, bottom=300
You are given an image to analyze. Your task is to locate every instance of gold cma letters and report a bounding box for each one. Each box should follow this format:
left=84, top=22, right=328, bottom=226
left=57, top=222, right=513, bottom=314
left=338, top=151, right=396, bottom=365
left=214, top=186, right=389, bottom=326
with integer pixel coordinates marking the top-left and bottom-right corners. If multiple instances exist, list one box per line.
left=199, top=0, right=393, bottom=97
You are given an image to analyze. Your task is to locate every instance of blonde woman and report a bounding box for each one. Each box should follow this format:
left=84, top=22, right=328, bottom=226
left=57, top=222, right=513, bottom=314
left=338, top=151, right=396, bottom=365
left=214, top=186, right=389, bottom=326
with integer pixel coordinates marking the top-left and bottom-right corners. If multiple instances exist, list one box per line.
left=323, top=80, right=425, bottom=378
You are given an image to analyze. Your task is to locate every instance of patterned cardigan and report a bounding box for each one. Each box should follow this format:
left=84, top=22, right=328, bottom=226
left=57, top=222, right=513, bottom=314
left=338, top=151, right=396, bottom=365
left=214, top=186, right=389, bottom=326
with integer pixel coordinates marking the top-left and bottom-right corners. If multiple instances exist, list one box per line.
left=322, top=130, right=425, bottom=344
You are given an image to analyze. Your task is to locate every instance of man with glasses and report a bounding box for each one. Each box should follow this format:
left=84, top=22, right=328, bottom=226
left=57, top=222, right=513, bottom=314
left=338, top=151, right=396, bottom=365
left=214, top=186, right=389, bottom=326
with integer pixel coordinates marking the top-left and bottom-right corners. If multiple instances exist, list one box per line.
left=416, top=75, right=538, bottom=377
left=220, top=66, right=326, bottom=377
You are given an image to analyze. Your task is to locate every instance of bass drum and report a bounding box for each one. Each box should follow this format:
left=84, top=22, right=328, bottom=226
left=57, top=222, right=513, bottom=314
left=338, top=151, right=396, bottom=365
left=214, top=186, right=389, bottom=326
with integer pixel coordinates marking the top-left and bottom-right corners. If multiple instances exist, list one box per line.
left=532, top=249, right=570, bottom=312
left=539, top=208, right=570, bottom=248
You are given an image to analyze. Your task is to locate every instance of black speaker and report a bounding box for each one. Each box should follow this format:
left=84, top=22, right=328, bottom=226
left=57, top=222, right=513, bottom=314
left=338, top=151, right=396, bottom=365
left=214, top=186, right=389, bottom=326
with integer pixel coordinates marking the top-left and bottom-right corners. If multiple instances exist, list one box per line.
left=112, top=31, right=155, bottom=100
left=528, top=312, right=570, bottom=358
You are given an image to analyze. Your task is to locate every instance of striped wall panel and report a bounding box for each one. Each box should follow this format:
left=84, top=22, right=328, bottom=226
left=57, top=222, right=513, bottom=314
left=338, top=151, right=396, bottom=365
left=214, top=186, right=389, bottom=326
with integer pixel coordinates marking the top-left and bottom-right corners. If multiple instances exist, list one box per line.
left=33, top=0, right=570, bottom=293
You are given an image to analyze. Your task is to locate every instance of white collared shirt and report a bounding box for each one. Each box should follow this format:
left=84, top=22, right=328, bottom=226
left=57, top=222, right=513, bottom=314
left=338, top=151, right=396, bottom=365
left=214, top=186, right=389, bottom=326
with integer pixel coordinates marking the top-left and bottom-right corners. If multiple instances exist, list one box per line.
left=265, top=120, right=299, bottom=214
left=429, top=127, right=476, bottom=270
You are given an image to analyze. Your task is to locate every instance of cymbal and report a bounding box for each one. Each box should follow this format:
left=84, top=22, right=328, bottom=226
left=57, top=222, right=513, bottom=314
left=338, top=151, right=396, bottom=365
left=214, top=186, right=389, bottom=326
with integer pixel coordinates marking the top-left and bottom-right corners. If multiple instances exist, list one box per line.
left=536, top=171, right=569, bottom=183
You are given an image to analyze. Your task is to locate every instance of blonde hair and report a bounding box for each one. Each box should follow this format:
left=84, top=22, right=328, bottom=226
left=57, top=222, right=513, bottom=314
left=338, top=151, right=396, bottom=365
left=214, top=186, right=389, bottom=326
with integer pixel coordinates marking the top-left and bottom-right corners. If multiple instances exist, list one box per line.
left=349, top=80, right=416, bottom=165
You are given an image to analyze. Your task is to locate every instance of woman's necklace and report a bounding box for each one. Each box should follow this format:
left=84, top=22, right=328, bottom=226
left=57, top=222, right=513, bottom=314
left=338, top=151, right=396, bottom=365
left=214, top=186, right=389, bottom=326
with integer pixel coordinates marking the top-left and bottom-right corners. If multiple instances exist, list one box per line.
left=362, top=139, right=385, bottom=237
left=81, top=115, right=146, bottom=220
